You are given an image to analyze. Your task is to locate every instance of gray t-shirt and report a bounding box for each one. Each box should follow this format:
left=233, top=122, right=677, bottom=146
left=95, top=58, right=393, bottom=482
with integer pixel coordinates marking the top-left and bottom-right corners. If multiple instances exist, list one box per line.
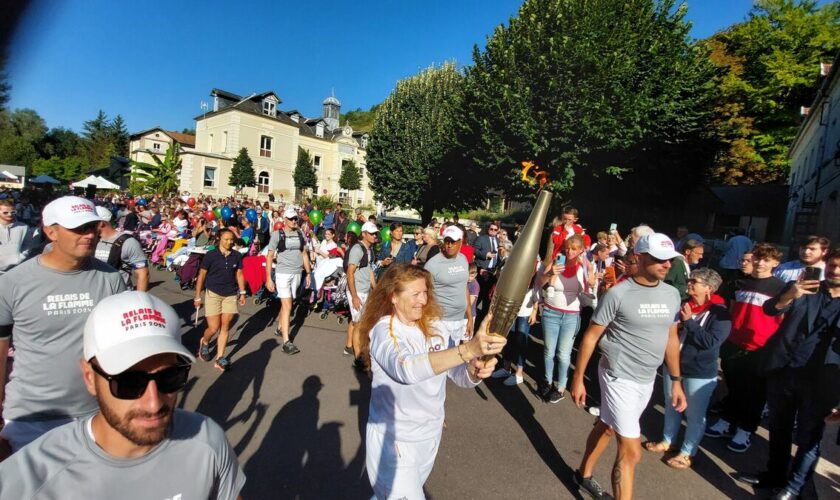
left=0, top=410, right=246, bottom=500
left=94, top=233, right=148, bottom=287
left=424, top=252, right=469, bottom=320
left=267, top=230, right=304, bottom=274
left=0, top=257, right=126, bottom=421
left=347, top=243, right=374, bottom=295
left=593, top=278, right=681, bottom=384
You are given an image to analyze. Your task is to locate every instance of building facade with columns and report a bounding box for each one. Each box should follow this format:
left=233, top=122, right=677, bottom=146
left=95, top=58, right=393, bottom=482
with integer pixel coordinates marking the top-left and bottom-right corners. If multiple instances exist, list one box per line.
left=131, top=89, right=372, bottom=205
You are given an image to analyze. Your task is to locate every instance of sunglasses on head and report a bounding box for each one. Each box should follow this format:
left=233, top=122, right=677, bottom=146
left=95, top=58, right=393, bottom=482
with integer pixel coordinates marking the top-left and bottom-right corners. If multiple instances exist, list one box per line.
left=91, top=361, right=191, bottom=400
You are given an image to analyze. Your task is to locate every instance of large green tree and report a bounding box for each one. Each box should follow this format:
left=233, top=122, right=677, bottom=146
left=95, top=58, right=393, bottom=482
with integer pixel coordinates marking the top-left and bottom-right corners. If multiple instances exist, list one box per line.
left=32, top=155, right=87, bottom=182
left=110, top=114, right=130, bottom=157
left=339, top=158, right=361, bottom=192
left=460, top=0, right=717, bottom=200
left=0, top=108, right=47, bottom=166
left=82, top=110, right=115, bottom=167
left=229, top=147, right=256, bottom=193
left=367, top=62, right=479, bottom=223
left=41, top=127, right=82, bottom=158
left=130, top=143, right=182, bottom=195
left=706, top=0, right=840, bottom=184
left=293, top=147, right=317, bottom=194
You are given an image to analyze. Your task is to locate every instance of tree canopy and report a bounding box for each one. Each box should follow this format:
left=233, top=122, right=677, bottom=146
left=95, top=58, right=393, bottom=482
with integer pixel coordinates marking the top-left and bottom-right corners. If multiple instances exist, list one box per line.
left=460, top=0, right=718, bottom=200
left=294, top=147, right=317, bottom=192
left=367, top=62, right=482, bottom=223
left=339, top=158, right=361, bottom=192
left=130, top=143, right=182, bottom=195
left=229, top=147, right=256, bottom=193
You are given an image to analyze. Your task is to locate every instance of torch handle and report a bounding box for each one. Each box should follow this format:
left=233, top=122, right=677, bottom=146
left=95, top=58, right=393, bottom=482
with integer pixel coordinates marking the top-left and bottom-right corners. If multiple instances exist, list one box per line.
left=481, top=294, right=520, bottom=362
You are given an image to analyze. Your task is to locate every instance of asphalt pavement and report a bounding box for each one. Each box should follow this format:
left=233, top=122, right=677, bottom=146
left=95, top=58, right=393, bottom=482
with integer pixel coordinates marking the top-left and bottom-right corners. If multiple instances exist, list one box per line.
left=148, top=267, right=840, bottom=499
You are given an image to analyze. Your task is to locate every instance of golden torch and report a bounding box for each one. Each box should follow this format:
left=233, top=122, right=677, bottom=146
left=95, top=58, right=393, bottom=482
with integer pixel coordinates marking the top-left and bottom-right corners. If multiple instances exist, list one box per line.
left=485, top=163, right=553, bottom=345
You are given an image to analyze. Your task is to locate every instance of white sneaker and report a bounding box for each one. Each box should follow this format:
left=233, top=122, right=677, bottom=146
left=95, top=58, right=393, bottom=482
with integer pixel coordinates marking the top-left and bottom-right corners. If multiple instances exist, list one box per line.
left=588, top=406, right=600, bottom=416
left=491, top=368, right=511, bottom=379
left=503, top=374, right=524, bottom=386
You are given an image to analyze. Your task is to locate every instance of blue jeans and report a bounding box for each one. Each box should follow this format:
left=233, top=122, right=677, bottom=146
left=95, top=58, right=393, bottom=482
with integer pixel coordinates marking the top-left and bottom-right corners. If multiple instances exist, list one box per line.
left=508, top=316, right=530, bottom=368
left=541, top=308, right=580, bottom=389
left=662, top=368, right=717, bottom=456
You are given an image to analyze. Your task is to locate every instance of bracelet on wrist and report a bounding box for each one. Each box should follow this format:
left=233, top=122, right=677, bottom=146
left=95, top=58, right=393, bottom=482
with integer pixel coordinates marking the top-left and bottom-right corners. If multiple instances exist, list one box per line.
left=456, top=344, right=470, bottom=364
left=238, top=290, right=246, bottom=295
left=194, top=297, right=202, bottom=301
left=671, top=375, right=683, bottom=382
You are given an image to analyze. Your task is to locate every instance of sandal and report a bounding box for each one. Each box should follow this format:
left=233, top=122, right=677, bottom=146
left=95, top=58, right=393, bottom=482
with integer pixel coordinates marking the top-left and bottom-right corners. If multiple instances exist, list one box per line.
left=665, top=454, right=692, bottom=469
left=643, top=440, right=673, bottom=453
left=214, top=357, right=230, bottom=372
left=198, top=341, right=212, bottom=362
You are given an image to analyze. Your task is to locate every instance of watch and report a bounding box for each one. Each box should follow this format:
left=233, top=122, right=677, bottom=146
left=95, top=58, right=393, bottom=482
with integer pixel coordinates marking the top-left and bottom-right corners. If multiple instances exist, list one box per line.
left=238, top=290, right=246, bottom=295
left=670, top=375, right=683, bottom=382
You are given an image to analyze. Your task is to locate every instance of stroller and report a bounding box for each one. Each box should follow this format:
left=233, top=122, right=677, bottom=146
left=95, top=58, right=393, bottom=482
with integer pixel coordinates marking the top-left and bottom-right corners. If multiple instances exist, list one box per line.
left=315, top=268, right=350, bottom=324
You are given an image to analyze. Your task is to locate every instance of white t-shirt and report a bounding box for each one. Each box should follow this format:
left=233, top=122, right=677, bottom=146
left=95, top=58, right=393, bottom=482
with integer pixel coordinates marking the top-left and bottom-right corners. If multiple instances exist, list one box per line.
left=368, top=316, right=478, bottom=442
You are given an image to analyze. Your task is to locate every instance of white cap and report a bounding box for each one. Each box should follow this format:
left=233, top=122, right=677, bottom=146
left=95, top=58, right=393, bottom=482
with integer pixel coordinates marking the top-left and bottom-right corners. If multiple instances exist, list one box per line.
left=635, top=233, right=681, bottom=261
left=95, top=206, right=113, bottom=222
left=84, top=291, right=194, bottom=375
left=43, top=196, right=103, bottom=229
left=361, top=221, right=379, bottom=234
left=283, top=207, right=298, bottom=219
left=442, top=225, right=464, bottom=241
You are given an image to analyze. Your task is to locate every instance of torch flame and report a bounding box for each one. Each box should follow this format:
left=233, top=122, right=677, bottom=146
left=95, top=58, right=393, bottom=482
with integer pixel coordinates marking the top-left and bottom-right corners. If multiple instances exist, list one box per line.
left=520, top=161, right=549, bottom=190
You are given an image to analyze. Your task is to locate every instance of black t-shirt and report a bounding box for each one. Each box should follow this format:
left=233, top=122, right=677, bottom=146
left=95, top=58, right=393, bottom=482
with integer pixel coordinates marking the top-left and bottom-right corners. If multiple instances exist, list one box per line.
left=123, top=212, right=139, bottom=231
left=200, top=249, right=243, bottom=296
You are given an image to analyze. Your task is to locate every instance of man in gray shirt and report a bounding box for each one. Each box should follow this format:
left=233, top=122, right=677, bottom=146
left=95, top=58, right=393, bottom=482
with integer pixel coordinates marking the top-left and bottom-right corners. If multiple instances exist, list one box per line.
left=346, top=222, right=377, bottom=368
left=0, top=196, right=126, bottom=457
left=94, top=206, right=149, bottom=291
left=265, top=207, right=311, bottom=355
left=424, top=226, right=473, bottom=345
left=0, top=198, right=39, bottom=274
left=0, top=291, right=246, bottom=499
left=569, top=233, right=686, bottom=500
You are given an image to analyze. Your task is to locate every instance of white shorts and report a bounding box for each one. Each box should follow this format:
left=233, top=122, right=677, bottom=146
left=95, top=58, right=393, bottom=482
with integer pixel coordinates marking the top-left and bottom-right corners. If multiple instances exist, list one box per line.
left=275, top=272, right=302, bottom=299
left=440, top=319, right=469, bottom=346
left=597, top=358, right=654, bottom=439
left=350, top=292, right=368, bottom=323
left=366, top=426, right=441, bottom=500
left=1, top=417, right=74, bottom=452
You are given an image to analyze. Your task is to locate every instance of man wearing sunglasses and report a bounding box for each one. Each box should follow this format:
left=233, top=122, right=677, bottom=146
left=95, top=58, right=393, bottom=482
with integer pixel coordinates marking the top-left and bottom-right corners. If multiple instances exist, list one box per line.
left=0, top=198, right=39, bottom=274
left=0, top=196, right=126, bottom=458
left=570, top=233, right=685, bottom=500
left=0, top=291, right=246, bottom=498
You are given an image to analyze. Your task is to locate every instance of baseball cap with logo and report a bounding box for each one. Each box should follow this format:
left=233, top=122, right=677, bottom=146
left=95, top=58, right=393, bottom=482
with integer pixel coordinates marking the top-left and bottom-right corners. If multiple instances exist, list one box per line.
left=442, top=225, right=464, bottom=241
left=43, top=196, right=104, bottom=229
left=361, top=221, right=379, bottom=234
left=84, top=291, right=194, bottom=375
left=635, top=233, right=681, bottom=261
left=95, top=206, right=113, bottom=223
left=283, top=207, right=298, bottom=219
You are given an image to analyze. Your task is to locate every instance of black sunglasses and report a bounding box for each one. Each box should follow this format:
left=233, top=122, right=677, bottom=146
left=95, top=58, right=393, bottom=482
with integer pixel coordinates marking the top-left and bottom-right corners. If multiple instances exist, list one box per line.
left=91, top=361, right=191, bottom=400
left=286, top=216, right=299, bottom=222
left=67, top=221, right=101, bottom=234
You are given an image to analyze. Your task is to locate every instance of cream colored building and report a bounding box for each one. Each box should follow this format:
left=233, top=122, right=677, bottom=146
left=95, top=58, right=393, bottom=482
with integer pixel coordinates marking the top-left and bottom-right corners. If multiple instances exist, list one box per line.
left=130, top=89, right=372, bottom=205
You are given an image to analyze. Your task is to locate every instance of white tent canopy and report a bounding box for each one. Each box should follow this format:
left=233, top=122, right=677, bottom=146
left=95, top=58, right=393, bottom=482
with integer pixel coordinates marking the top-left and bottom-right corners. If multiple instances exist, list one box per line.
left=70, top=175, right=120, bottom=190
left=1, top=170, right=19, bottom=180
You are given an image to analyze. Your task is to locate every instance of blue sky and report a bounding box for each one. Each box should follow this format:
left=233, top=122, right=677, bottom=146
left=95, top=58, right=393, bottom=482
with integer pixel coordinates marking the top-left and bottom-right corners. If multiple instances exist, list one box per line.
left=7, top=0, right=761, bottom=134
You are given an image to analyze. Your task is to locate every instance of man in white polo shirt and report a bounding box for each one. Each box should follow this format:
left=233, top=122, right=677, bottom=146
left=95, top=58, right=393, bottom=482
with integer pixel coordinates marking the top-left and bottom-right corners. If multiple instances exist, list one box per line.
left=570, top=233, right=686, bottom=500
left=0, top=196, right=125, bottom=457
left=0, top=291, right=246, bottom=498
left=424, top=225, right=472, bottom=345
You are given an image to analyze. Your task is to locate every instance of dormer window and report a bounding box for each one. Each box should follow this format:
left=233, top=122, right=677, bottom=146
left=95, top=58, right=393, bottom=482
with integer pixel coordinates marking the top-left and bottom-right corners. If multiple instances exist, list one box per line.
left=315, top=123, right=324, bottom=138
left=263, top=99, right=276, bottom=117
left=290, top=113, right=300, bottom=123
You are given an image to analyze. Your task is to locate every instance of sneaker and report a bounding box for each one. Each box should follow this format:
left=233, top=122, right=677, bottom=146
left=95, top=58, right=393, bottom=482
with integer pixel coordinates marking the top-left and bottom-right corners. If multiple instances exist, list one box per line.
left=503, top=374, right=524, bottom=386
left=537, top=380, right=552, bottom=401
left=588, top=406, right=601, bottom=417
left=705, top=419, right=733, bottom=438
left=574, top=470, right=610, bottom=499
left=343, top=346, right=354, bottom=356
left=727, top=429, right=752, bottom=453
left=282, top=341, right=300, bottom=355
left=353, top=357, right=366, bottom=371
left=491, top=367, right=512, bottom=379
left=547, top=387, right=566, bottom=404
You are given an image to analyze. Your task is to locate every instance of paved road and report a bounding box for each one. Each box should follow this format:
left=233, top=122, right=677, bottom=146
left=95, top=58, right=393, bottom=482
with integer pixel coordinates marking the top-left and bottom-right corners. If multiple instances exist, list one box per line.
left=149, top=268, right=840, bottom=499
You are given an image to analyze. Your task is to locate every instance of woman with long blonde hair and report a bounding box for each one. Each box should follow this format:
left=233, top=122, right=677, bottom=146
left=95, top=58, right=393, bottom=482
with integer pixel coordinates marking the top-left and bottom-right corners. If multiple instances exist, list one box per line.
left=359, top=264, right=504, bottom=499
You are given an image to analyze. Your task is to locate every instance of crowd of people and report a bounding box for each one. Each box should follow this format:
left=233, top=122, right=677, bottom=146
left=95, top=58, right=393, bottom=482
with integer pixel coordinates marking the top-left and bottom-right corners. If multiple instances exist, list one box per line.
left=0, top=185, right=839, bottom=499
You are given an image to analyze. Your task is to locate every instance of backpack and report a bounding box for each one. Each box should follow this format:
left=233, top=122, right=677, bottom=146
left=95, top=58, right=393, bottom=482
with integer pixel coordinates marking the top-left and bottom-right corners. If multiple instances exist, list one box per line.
left=274, top=229, right=305, bottom=253
left=107, top=234, right=139, bottom=274
left=343, top=243, right=371, bottom=272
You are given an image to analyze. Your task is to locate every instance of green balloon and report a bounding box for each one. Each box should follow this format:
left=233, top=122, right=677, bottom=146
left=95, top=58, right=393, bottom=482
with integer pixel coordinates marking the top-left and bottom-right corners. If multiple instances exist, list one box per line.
left=380, top=226, right=391, bottom=242
left=347, top=221, right=361, bottom=236
left=213, top=207, right=222, bottom=219
left=309, top=209, right=323, bottom=225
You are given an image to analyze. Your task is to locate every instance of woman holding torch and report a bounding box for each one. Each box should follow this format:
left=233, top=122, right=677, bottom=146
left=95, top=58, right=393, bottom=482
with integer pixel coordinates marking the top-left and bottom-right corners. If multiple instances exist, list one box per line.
left=358, top=264, right=504, bottom=499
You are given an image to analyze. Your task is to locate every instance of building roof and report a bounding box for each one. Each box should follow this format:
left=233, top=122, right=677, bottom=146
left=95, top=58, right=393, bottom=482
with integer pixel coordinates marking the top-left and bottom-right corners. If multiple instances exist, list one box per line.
left=129, top=127, right=196, bottom=147
left=323, top=95, right=341, bottom=106
left=789, top=51, right=840, bottom=155
left=0, top=165, right=26, bottom=177
left=710, top=184, right=790, bottom=216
